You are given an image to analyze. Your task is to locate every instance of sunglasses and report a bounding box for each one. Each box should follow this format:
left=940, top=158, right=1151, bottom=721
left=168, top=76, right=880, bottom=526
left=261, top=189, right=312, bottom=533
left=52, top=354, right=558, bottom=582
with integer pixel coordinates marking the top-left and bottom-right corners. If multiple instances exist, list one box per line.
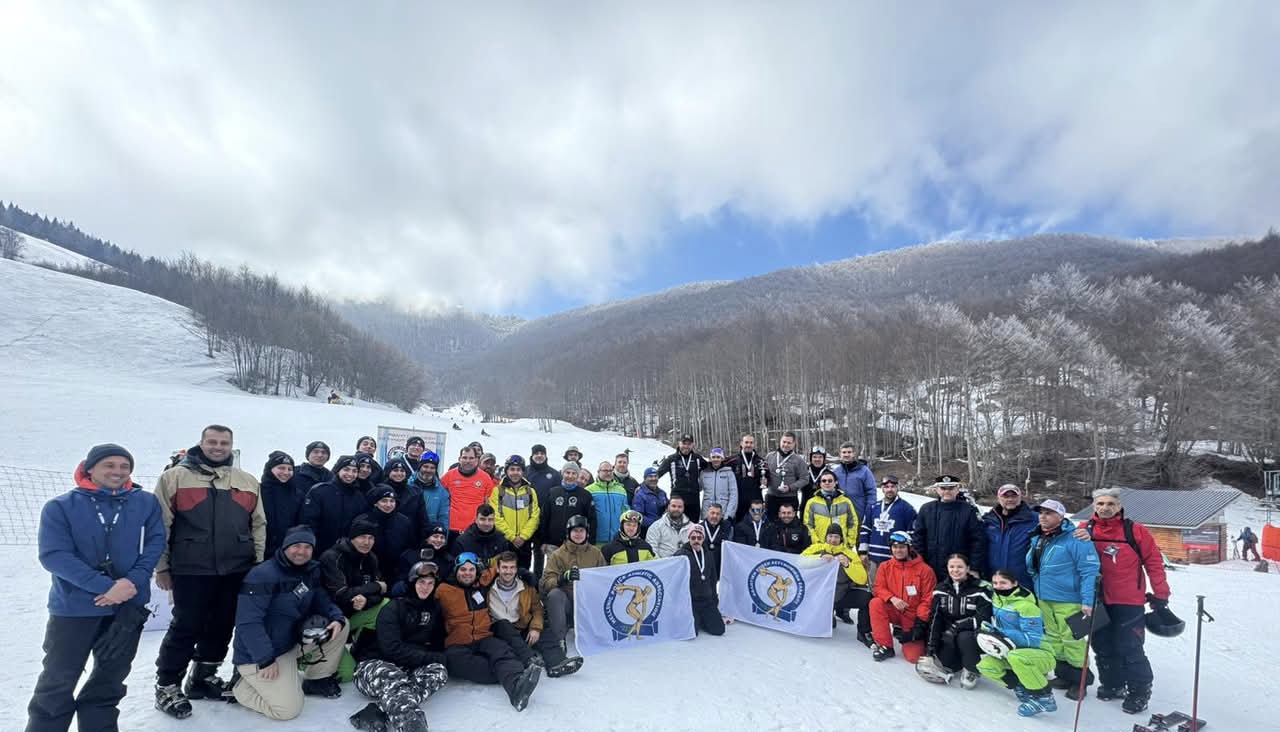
left=750, top=507, right=764, bottom=513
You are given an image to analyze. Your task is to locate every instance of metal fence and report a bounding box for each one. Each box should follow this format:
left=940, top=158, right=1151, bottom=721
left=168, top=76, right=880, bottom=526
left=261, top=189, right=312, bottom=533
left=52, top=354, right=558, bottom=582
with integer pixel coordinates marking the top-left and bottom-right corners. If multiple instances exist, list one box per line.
left=0, top=465, right=160, bottom=545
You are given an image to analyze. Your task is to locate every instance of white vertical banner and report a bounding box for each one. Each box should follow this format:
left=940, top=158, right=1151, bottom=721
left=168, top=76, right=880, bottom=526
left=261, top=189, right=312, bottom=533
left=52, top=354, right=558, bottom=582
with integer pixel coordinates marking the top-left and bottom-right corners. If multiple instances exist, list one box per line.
left=572, top=557, right=695, bottom=656
left=719, top=541, right=838, bottom=637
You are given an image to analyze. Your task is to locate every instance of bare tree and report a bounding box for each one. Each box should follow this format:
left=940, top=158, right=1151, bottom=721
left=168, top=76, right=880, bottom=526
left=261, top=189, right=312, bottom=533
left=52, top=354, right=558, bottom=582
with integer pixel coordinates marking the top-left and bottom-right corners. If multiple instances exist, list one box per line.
left=0, top=227, right=24, bottom=260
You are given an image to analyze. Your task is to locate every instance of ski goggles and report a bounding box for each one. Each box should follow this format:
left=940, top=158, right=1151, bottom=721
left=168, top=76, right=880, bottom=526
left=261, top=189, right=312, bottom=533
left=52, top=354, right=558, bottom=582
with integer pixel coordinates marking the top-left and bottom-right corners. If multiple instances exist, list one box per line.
left=455, top=552, right=482, bottom=570
left=889, top=530, right=912, bottom=545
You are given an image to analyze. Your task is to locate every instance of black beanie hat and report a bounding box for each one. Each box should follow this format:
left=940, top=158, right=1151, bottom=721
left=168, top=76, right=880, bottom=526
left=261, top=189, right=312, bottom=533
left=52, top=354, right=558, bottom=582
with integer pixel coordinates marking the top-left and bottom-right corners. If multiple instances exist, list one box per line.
left=354, top=453, right=375, bottom=467
left=366, top=483, right=396, bottom=505
left=84, top=443, right=134, bottom=472
left=332, top=455, right=357, bottom=476
left=356, top=435, right=376, bottom=449
left=406, top=436, right=425, bottom=448
left=825, top=523, right=845, bottom=541
left=305, top=441, right=330, bottom=457
left=349, top=517, right=378, bottom=539
left=265, top=451, right=295, bottom=470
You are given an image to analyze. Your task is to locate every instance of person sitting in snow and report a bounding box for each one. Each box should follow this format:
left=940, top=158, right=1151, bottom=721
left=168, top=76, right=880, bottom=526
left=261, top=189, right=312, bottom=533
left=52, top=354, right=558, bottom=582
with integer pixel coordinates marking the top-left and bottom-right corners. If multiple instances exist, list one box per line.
left=918, top=553, right=991, bottom=689
left=868, top=530, right=935, bottom=662
left=975, top=569, right=1058, bottom=717
left=802, top=524, right=871, bottom=636
left=488, top=551, right=583, bottom=678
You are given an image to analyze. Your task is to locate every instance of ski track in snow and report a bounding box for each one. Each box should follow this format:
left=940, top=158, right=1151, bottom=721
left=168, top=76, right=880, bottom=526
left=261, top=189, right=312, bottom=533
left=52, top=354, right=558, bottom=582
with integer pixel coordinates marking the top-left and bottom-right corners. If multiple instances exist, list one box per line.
left=4, top=249, right=1280, bottom=731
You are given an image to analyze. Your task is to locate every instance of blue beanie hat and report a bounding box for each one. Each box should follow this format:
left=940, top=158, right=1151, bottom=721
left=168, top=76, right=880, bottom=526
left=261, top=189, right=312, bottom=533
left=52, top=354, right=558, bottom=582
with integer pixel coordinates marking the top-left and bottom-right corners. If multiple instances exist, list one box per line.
left=84, top=443, right=134, bottom=472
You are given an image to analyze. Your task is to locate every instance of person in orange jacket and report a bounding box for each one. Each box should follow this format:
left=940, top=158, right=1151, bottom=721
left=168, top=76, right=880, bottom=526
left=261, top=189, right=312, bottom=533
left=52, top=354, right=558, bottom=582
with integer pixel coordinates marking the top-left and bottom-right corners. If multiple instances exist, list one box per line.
left=868, top=530, right=936, bottom=663
left=440, top=446, right=496, bottom=535
left=434, top=553, right=541, bottom=711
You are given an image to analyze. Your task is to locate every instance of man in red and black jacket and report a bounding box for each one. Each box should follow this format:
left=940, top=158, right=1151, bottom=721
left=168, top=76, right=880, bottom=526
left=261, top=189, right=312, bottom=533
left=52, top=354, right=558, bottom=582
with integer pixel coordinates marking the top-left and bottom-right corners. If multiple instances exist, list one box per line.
left=1081, top=488, right=1170, bottom=715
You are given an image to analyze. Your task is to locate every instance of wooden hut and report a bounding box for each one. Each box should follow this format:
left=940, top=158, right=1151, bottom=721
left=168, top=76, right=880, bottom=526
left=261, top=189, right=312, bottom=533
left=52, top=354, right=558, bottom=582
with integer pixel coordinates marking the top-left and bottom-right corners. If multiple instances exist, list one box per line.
left=1071, top=488, right=1241, bottom=564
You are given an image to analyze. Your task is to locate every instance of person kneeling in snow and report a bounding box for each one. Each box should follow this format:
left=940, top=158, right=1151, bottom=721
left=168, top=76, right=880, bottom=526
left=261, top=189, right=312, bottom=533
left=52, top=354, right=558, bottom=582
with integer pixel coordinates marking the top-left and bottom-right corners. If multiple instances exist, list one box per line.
left=348, top=561, right=449, bottom=732
left=868, top=530, right=935, bottom=662
left=975, top=569, right=1057, bottom=717
left=230, top=526, right=349, bottom=720
left=802, top=524, right=871, bottom=637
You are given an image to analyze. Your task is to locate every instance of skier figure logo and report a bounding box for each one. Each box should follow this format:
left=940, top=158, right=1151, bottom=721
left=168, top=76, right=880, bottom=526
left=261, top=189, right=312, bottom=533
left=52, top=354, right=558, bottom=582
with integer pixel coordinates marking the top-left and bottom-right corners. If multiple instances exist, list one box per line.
left=748, top=559, right=806, bottom=622
left=603, top=568, right=665, bottom=641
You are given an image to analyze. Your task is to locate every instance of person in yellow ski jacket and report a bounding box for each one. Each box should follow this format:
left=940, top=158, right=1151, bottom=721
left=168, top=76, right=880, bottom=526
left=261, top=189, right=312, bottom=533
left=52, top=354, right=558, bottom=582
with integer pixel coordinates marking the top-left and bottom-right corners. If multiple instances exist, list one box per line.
left=802, top=470, right=861, bottom=549
left=487, top=456, right=540, bottom=569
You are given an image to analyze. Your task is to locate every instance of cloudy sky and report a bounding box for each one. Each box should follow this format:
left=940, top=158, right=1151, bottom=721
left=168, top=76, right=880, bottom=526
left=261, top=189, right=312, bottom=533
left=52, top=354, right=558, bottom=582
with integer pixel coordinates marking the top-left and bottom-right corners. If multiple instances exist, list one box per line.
left=1, top=1, right=1276, bottom=317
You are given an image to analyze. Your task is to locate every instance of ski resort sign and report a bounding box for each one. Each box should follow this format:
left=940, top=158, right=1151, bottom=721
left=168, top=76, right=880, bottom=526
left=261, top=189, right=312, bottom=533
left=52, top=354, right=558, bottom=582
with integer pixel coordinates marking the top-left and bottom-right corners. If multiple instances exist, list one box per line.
left=376, top=425, right=447, bottom=464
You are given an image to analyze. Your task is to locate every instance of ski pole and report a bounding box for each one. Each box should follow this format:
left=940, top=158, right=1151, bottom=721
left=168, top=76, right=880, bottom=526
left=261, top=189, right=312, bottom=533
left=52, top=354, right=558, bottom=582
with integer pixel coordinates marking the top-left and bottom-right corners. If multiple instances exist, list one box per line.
left=1190, top=595, right=1213, bottom=732
left=1072, top=576, right=1103, bottom=732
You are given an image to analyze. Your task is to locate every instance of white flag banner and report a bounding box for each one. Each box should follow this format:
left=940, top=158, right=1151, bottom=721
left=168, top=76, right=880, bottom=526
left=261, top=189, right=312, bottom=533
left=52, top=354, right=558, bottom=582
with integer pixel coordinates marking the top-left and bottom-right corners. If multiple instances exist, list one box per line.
left=572, top=556, right=695, bottom=656
left=719, top=541, right=839, bottom=638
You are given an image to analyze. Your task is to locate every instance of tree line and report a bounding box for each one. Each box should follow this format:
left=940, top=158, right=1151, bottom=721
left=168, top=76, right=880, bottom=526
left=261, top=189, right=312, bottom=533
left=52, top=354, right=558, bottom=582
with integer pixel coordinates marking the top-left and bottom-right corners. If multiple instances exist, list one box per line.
left=468, top=236, right=1280, bottom=497
left=1, top=202, right=426, bottom=410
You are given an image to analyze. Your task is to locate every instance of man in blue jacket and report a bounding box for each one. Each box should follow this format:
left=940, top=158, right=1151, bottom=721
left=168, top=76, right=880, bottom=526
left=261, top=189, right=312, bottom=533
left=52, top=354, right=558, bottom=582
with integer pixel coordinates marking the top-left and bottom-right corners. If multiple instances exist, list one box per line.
left=230, top=526, right=349, bottom=720
left=28, top=444, right=166, bottom=732
left=857, top=476, right=917, bottom=587
left=409, top=452, right=450, bottom=534
left=983, top=484, right=1038, bottom=586
left=831, top=442, right=877, bottom=524
left=1026, top=499, right=1100, bottom=701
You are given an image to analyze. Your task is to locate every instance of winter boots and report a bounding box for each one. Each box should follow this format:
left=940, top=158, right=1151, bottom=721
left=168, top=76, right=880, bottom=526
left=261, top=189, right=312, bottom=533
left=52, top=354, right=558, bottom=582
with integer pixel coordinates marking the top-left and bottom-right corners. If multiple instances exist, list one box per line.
left=959, top=670, right=980, bottom=690
left=546, top=656, right=584, bottom=678
left=871, top=643, right=896, bottom=662
left=182, top=662, right=230, bottom=700
left=1017, top=688, right=1058, bottom=717
left=1123, top=684, right=1152, bottom=714
left=302, top=674, right=343, bottom=698
left=155, top=683, right=193, bottom=719
left=508, top=663, right=542, bottom=712
left=349, top=702, right=390, bottom=732
left=1096, top=684, right=1126, bottom=701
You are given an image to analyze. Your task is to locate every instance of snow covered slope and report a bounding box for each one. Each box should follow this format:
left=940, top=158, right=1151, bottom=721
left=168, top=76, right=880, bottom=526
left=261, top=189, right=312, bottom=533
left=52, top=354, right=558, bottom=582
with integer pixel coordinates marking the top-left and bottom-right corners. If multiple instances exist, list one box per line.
left=0, top=258, right=671, bottom=476
left=1, top=224, right=104, bottom=269
left=2, top=257, right=1276, bottom=732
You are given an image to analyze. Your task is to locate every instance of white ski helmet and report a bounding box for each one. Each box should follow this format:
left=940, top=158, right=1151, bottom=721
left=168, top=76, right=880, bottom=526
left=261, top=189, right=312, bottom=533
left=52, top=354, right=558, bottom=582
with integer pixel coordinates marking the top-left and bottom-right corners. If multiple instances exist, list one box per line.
left=977, top=629, right=1015, bottom=659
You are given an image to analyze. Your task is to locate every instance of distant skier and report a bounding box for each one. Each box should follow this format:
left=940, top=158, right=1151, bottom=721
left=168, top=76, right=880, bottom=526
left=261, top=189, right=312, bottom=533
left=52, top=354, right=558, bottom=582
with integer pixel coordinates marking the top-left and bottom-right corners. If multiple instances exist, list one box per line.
left=481, top=428, right=491, bottom=437
left=1238, top=526, right=1262, bottom=561
left=451, top=423, right=462, bottom=431
left=327, top=390, right=342, bottom=404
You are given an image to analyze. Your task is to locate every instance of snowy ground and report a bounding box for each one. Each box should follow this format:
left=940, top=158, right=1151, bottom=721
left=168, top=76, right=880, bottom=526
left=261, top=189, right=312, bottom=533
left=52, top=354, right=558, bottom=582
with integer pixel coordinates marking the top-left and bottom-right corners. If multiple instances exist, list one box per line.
left=3, top=250, right=1279, bottom=731
left=2, top=225, right=107, bottom=270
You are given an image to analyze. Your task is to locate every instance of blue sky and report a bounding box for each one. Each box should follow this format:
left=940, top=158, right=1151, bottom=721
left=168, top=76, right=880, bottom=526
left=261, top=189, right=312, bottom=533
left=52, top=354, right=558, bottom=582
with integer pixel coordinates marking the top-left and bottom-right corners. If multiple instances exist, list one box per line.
left=2, top=2, right=1274, bottom=319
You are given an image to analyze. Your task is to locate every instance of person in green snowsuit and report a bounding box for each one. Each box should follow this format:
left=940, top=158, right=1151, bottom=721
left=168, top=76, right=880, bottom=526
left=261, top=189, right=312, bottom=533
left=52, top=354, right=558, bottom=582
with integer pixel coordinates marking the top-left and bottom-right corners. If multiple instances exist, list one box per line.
left=977, top=570, right=1058, bottom=717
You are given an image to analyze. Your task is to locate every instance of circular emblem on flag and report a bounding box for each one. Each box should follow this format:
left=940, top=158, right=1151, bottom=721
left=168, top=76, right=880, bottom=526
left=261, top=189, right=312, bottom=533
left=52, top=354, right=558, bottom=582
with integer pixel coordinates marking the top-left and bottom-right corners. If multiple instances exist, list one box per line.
left=603, top=568, right=664, bottom=641
left=748, top=558, right=806, bottom=622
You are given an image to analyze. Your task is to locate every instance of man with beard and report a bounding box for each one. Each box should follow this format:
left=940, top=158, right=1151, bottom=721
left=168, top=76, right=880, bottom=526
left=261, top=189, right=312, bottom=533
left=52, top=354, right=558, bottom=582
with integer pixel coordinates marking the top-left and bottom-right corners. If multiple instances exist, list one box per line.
left=229, top=526, right=348, bottom=720
left=831, top=442, right=877, bottom=525
left=725, top=434, right=768, bottom=524
left=489, top=551, right=584, bottom=678
left=984, top=484, right=1038, bottom=587
left=733, top=499, right=769, bottom=548
left=631, top=467, right=668, bottom=531
left=762, top=502, right=811, bottom=555
left=436, top=554, right=542, bottom=711
left=453, top=504, right=513, bottom=569
left=858, top=476, right=917, bottom=587
left=765, top=432, right=808, bottom=519
left=646, top=495, right=693, bottom=558
left=676, top=524, right=725, bottom=636
left=441, top=446, right=496, bottom=535
left=154, top=425, right=266, bottom=719
left=698, top=503, right=734, bottom=582
left=655, top=434, right=709, bottom=522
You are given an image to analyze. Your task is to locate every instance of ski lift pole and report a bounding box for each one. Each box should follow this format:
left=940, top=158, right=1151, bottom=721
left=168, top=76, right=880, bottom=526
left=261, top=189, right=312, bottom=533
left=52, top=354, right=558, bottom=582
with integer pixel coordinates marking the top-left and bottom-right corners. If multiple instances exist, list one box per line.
left=1190, top=595, right=1213, bottom=732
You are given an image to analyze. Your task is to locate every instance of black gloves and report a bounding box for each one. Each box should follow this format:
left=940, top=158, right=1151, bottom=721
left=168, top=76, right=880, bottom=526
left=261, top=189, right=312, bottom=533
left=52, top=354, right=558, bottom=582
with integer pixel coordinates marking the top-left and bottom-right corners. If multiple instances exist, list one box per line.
left=1146, top=592, right=1169, bottom=609
left=92, top=603, right=152, bottom=660
left=562, top=566, right=580, bottom=584
left=911, top=619, right=928, bottom=642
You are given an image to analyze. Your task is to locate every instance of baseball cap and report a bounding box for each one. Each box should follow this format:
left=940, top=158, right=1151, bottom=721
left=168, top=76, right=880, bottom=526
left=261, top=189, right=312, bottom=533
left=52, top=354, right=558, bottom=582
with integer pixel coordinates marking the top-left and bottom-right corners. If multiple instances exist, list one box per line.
left=679, top=433, right=694, bottom=443
left=709, top=447, right=725, bottom=458
left=998, top=485, right=1022, bottom=497
left=1034, top=499, right=1068, bottom=517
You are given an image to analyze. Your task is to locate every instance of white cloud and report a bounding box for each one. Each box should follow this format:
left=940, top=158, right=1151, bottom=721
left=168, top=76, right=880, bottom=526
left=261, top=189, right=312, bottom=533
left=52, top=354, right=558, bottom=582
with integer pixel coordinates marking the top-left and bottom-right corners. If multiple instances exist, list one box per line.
left=0, top=1, right=1275, bottom=312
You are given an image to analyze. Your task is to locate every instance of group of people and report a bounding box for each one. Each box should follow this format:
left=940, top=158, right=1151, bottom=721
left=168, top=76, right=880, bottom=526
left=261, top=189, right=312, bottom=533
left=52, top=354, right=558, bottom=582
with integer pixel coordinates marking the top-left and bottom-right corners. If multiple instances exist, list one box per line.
left=27, top=426, right=1174, bottom=732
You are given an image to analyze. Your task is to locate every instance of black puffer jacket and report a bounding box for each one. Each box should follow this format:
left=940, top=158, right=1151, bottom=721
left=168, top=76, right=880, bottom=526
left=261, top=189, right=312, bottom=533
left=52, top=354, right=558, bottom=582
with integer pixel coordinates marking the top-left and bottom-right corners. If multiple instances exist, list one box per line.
left=676, top=544, right=719, bottom=604
left=367, top=591, right=447, bottom=668
left=383, top=458, right=428, bottom=543
left=762, top=519, right=811, bottom=554
left=292, top=463, right=332, bottom=491
left=301, top=456, right=367, bottom=553
left=926, top=574, right=992, bottom=652
left=261, top=468, right=308, bottom=557
left=913, top=499, right=986, bottom=580
left=452, top=524, right=512, bottom=567
left=318, top=537, right=384, bottom=617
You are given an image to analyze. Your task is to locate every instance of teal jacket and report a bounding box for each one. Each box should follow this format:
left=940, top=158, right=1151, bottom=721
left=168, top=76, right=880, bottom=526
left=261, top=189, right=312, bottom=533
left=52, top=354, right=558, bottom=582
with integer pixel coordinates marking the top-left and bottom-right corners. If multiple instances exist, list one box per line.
left=1026, top=519, right=1100, bottom=608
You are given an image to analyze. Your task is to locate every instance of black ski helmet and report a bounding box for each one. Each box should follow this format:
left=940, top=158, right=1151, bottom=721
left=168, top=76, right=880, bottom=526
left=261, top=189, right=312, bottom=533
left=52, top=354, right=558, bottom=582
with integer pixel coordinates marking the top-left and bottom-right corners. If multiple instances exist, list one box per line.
left=566, top=514, right=591, bottom=532
left=1144, top=604, right=1185, bottom=638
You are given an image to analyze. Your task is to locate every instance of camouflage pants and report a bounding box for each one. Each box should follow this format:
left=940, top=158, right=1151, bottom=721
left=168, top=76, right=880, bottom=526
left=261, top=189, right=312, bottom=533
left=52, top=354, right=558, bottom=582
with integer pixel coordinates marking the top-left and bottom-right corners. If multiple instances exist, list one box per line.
left=353, top=660, right=448, bottom=731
